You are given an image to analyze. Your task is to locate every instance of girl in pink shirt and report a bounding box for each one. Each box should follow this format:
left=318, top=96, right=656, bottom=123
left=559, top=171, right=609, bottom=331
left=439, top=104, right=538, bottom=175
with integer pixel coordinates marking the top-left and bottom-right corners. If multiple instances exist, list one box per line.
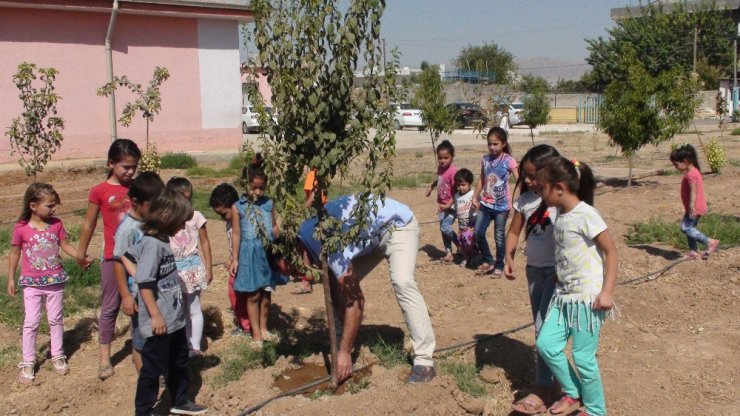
left=7, top=183, right=92, bottom=384
left=426, top=140, right=459, bottom=262
left=670, top=144, right=719, bottom=260
left=76, top=138, right=140, bottom=379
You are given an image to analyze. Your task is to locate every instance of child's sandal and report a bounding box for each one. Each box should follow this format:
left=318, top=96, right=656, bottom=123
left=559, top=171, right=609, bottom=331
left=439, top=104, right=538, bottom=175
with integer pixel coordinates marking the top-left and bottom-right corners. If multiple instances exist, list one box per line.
left=52, top=355, right=69, bottom=375
left=17, top=362, right=35, bottom=384
left=98, top=363, right=115, bottom=380
left=548, top=395, right=581, bottom=415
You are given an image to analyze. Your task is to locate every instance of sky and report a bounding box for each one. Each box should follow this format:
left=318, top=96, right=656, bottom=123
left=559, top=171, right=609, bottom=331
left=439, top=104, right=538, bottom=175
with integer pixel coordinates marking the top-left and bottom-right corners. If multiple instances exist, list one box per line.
left=380, top=0, right=637, bottom=69
left=241, top=1, right=642, bottom=74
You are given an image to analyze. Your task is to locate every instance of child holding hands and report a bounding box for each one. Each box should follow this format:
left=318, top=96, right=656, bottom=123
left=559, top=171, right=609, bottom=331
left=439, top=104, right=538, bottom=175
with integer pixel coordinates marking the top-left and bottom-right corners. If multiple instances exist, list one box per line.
left=426, top=140, right=459, bottom=262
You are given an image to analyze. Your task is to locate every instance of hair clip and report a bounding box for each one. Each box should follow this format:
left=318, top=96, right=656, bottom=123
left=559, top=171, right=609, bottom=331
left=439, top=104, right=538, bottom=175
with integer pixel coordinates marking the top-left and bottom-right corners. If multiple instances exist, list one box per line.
left=571, top=159, right=581, bottom=179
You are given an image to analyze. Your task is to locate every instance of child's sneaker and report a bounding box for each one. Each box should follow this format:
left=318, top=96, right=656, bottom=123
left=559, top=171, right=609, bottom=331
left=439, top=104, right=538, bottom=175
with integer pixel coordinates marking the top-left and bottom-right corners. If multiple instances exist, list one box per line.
left=17, top=362, right=35, bottom=384
left=51, top=355, right=69, bottom=375
left=170, top=400, right=208, bottom=415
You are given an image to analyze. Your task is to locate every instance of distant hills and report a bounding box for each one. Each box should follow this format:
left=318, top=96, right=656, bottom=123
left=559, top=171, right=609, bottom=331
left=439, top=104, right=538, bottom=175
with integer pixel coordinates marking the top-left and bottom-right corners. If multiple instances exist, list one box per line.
left=515, top=57, right=591, bottom=83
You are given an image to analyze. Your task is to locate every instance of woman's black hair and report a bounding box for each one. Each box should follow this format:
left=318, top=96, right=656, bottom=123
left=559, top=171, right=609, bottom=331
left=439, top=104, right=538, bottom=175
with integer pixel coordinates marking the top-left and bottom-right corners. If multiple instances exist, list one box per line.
left=513, top=145, right=561, bottom=239
left=436, top=139, right=455, bottom=157
left=209, top=183, right=239, bottom=209
left=454, top=168, right=474, bottom=185
left=166, top=176, right=194, bottom=200
left=537, top=156, right=596, bottom=206
left=107, top=138, right=141, bottom=178
left=128, top=172, right=165, bottom=204
left=141, top=189, right=194, bottom=237
left=486, top=126, right=512, bottom=154
left=669, top=144, right=701, bottom=172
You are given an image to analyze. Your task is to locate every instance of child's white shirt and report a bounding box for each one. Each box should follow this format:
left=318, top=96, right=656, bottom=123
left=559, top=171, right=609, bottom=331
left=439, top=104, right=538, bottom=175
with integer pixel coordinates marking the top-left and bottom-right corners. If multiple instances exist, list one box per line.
left=453, top=190, right=476, bottom=229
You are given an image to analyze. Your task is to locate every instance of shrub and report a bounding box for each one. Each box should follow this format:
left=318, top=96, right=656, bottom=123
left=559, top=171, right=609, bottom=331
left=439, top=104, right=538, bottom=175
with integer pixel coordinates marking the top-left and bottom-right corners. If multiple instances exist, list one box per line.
left=160, top=152, right=197, bottom=169
left=139, top=142, right=161, bottom=174
left=702, top=139, right=727, bottom=173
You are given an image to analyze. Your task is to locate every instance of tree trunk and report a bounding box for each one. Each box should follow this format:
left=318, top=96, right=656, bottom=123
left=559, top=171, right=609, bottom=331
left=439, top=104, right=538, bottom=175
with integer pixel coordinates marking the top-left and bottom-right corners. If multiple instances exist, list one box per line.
left=530, top=127, right=535, bottom=147
left=627, top=155, right=633, bottom=187
left=430, top=130, right=437, bottom=160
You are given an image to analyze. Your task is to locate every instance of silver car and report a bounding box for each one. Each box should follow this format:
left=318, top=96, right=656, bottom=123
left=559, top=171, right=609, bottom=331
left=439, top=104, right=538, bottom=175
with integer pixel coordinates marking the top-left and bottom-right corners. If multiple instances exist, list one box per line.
left=393, top=103, right=425, bottom=130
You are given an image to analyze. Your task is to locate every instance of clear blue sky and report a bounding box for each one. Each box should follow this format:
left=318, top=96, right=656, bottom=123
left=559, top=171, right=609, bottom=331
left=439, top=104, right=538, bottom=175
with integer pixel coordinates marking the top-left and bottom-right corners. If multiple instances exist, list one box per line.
left=381, top=0, right=636, bottom=67
left=242, top=1, right=639, bottom=69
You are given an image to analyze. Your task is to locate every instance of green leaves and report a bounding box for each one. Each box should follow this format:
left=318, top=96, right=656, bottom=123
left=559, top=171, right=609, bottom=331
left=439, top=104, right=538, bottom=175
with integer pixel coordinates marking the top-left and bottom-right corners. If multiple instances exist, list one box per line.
left=415, top=65, right=455, bottom=155
left=521, top=89, right=551, bottom=145
left=5, top=62, right=64, bottom=179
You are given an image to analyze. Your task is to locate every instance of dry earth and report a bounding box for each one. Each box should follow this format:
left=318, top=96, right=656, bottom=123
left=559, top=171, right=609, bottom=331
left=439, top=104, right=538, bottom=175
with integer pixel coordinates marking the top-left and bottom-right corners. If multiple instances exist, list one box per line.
left=0, top=130, right=737, bottom=415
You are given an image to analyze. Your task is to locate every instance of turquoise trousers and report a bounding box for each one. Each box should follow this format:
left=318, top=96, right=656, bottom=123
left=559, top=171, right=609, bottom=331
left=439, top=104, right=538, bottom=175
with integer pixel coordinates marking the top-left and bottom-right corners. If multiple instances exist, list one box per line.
left=536, top=302, right=607, bottom=416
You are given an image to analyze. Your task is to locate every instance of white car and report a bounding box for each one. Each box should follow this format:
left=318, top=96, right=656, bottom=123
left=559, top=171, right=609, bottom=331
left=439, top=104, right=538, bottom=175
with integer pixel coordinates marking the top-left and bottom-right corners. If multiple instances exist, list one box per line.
left=241, top=106, right=275, bottom=134
left=508, top=102, right=524, bottom=126
left=392, top=103, right=425, bottom=130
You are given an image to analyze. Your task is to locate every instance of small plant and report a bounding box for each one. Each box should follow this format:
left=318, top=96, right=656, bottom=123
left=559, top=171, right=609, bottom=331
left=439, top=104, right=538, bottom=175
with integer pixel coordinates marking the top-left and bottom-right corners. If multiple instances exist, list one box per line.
left=730, top=127, right=740, bottom=135
left=521, top=88, right=551, bottom=146
left=139, top=142, right=161, bottom=174
left=97, top=67, right=170, bottom=147
left=213, top=340, right=278, bottom=386
left=367, top=336, right=407, bottom=368
left=160, top=152, right=197, bottom=169
left=414, top=151, right=424, bottom=159
left=346, top=378, right=370, bottom=394
left=6, top=62, right=64, bottom=179
left=440, top=361, right=487, bottom=397
left=702, top=139, right=727, bottom=173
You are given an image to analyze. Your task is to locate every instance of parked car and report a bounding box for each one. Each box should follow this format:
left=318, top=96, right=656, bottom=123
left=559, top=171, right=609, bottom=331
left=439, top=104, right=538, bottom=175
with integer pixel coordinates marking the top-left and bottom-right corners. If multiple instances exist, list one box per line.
left=445, top=102, right=488, bottom=129
left=392, top=103, right=425, bottom=130
left=496, top=102, right=524, bottom=127
left=242, top=105, right=276, bottom=134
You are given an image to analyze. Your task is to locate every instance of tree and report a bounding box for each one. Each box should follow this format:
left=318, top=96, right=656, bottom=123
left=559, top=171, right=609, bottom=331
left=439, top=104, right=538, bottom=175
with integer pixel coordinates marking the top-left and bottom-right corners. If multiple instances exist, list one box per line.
left=555, top=78, right=589, bottom=94
left=456, top=42, right=515, bottom=84
left=516, top=74, right=550, bottom=93
left=97, top=67, right=170, bottom=173
left=247, top=0, right=400, bottom=387
left=597, top=48, right=701, bottom=186
left=521, top=89, right=551, bottom=146
left=414, top=65, right=455, bottom=155
left=97, top=67, right=170, bottom=147
left=586, top=2, right=733, bottom=91
left=6, top=62, right=64, bottom=180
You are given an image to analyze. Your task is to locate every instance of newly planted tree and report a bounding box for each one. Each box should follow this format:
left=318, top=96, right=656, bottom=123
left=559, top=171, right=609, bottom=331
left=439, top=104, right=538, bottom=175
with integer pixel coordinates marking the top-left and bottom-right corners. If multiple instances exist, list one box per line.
left=521, top=88, right=551, bottom=146
left=6, top=63, right=64, bottom=179
left=414, top=65, right=455, bottom=157
left=597, top=48, right=701, bottom=185
left=247, top=0, right=400, bottom=386
left=97, top=67, right=170, bottom=173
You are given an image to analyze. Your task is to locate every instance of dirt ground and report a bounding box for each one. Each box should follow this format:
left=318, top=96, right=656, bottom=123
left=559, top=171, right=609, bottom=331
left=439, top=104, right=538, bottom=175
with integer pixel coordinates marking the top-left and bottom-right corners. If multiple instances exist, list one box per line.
left=0, top=130, right=737, bottom=415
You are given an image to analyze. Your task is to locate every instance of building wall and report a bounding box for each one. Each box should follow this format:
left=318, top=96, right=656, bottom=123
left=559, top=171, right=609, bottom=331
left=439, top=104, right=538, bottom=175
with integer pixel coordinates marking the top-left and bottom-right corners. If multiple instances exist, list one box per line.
left=0, top=7, right=242, bottom=164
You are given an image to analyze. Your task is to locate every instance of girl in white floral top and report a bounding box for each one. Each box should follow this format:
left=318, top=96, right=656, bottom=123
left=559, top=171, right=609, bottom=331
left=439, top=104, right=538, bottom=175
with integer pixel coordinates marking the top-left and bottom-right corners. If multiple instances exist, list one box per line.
left=167, top=177, right=213, bottom=357
left=533, top=157, right=618, bottom=416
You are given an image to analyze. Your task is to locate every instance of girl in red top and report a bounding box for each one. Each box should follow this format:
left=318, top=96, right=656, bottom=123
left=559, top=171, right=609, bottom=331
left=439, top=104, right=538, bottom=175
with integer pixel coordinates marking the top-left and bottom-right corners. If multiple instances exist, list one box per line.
left=77, top=138, right=140, bottom=379
left=669, top=144, right=719, bottom=260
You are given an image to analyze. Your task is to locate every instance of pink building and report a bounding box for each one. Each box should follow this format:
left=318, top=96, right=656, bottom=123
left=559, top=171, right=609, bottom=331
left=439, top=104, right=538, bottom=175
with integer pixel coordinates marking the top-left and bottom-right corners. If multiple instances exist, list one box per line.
left=0, top=0, right=252, bottom=164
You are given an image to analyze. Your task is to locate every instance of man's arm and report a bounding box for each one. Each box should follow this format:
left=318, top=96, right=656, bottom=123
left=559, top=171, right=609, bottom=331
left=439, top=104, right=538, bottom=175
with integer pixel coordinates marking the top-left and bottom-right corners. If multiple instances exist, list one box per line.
left=332, top=266, right=364, bottom=383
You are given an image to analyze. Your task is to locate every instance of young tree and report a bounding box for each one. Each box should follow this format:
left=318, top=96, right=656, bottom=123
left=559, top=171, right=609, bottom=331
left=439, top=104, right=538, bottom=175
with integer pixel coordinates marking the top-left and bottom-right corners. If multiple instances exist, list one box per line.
left=521, top=89, right=551, bottom=146
left=247, top=0, right=400, bottom=386
left=597, top=48, right=701, bottom=186
left=414, top=65, right=455, bottom=156
left=6, top=62, right=64, bottom=180
left=97, top=67, right=170, bottom=173
left=516, top=74, right=550, bottom=94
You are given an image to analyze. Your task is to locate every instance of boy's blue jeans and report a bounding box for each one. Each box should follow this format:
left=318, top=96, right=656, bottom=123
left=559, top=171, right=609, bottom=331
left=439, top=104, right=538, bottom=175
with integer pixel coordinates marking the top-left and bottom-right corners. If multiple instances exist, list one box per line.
left=681, top=214, right=709, bottom=252
left=536, top=303, right=607, bottom=416
left=439, top=210, right=458, bottom=252
left=526, top=265, right=556, bottom=387
left=474, top=205, right=508, bottom=269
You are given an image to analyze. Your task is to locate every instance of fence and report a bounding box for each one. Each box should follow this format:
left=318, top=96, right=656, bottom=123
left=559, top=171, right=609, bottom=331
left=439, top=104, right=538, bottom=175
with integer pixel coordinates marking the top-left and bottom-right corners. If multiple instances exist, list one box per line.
left=577, top=94, right=604, bottom=124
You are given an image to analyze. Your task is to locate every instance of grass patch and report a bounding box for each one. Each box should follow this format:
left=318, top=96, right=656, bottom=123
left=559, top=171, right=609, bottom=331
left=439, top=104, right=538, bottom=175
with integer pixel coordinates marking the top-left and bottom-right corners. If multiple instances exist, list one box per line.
left=185, top=166, right=238, bottom=179
left=0, top=258, right=102, bottom=329
left=0, top=225, right=10, bottom=254
left=310, top=389, right=334, bottom=400
left=367, top=336, right=407, bottom=368
left=729, top=159, right=740, bottom=167
left=213, top=340, right=278, bottom=386
left=66, top=224, right=81, bottom=242
left=346, top=378, right=370, bottom=394
left=659, top=169, right=682, bottom=176
left=730, top=127, right=740, bottom=135
left=229, top=154, right=246, bottom=171
left=0, top=345, right=21, bottom=369
left=440, top=361, right=486, bottom=397
left=414, top=151, right=424, bottom=159
left=390, top=172, right=436, bottom=189
left=626, top=213, right=739, bottom=249
left=160, top=152, right=198, bottom=169
left=192, top=187, right=222, bottom=220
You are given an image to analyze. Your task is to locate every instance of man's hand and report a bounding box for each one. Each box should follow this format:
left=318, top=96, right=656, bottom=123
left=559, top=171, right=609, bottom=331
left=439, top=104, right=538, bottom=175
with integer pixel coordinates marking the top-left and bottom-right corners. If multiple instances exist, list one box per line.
left=121, top=294, right=138, bottom=317
left=151, top=315, right=167, bottom=335
left=336, top=349, right=353, bottom=383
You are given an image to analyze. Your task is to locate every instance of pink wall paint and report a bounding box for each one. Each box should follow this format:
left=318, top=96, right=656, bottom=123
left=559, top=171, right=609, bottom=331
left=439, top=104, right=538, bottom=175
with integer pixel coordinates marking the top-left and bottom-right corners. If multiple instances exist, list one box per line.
left=0, top=7, right=241, bottom=164
left=240, top=71, right=273, bottom=107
